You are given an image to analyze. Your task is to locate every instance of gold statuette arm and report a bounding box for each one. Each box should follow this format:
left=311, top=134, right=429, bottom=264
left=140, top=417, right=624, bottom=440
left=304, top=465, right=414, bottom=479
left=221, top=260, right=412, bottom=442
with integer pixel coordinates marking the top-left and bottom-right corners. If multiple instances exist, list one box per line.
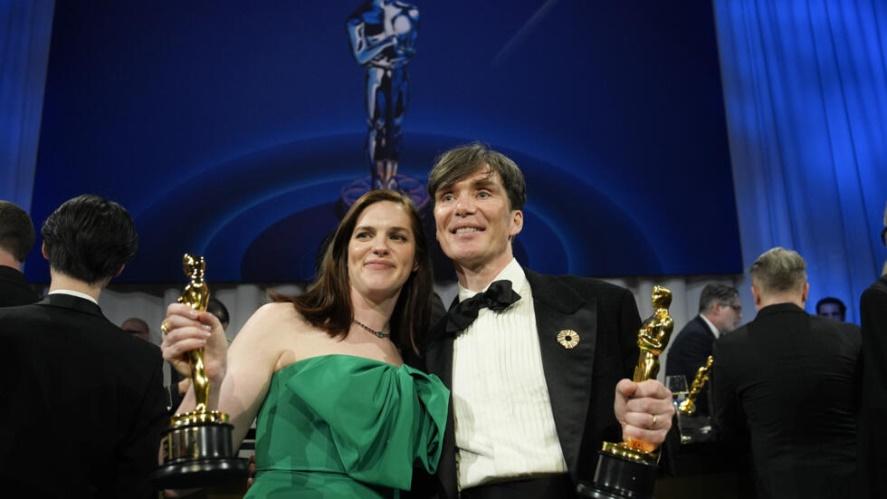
left=632, top=286, right=675, bottom=382
left=177, top=253, right=212, bottom=413
left=678, top=355, right=714, bottom=415
left=623, top=285, right=675, bottom=456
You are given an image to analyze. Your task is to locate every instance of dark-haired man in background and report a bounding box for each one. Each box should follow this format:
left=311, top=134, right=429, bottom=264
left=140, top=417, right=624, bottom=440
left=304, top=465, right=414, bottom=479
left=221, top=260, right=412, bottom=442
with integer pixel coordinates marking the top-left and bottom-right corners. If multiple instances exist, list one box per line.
left=0, top=194, right=167, bottom=498
left=0, top=201, right=39, bottom=306
left=666, top=283, right=741, bottom=415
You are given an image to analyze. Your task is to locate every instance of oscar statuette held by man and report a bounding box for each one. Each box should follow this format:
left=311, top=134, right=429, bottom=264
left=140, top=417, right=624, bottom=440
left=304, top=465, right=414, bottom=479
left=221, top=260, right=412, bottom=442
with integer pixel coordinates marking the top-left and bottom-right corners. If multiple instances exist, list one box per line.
left=151, top=254, right=247, bottom=488
left=580, top=285, right=674, bottom=499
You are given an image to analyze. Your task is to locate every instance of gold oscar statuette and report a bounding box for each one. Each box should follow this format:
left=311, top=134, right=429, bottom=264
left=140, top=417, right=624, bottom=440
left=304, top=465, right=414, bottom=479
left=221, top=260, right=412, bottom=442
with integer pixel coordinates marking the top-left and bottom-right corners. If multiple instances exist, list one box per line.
left=678, top=355, right=714, bottom=416
left=151, top=254, right=247, bottom=489
left=582, top=285, right=674, bottom=499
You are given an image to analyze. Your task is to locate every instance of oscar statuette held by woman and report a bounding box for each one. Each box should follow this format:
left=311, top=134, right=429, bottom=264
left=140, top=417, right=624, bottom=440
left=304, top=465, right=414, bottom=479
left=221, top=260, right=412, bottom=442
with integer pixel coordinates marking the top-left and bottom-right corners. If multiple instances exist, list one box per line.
left=152, top=254, right=248, bottom=488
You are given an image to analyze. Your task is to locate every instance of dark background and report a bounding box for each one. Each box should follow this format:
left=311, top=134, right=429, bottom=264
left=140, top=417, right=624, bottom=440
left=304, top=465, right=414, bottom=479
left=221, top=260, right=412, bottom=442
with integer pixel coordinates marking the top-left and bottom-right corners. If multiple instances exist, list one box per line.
left=28, top=0, right=740, bottom=283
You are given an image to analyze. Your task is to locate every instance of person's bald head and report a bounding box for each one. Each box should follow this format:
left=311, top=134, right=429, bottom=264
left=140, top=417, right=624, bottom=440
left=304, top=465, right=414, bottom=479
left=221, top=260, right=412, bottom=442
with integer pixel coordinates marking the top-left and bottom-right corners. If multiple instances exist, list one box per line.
left=121, top=317, right=150, bottom=342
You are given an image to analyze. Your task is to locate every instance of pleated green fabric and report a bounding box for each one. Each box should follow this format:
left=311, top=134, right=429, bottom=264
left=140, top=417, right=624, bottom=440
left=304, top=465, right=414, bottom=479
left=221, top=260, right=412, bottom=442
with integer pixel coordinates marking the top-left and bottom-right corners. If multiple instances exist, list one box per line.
left=245, top=354, right=449, bottom=498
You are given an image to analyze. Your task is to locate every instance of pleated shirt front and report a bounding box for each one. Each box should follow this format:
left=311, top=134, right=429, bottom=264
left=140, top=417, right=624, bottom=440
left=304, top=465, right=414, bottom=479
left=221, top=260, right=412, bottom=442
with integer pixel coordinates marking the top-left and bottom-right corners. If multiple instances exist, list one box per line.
left=452, top=259, right=567, bottom=489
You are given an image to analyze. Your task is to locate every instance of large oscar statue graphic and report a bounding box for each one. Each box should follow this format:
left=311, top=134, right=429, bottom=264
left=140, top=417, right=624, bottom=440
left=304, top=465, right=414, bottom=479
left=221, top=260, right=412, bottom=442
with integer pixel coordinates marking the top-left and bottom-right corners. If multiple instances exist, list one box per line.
left=582, top=285, right=674, bottom=499
left=346, top=0, right=418, bottom=191
left=152, top=254, right=247, bottom=488
left=342, top=0, right=428, bottom=208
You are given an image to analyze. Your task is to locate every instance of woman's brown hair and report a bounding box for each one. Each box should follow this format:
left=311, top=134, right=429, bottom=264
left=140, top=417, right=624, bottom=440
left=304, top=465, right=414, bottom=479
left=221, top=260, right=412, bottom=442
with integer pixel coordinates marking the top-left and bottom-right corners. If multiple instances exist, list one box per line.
left=272, top=190, right=432, bottom=354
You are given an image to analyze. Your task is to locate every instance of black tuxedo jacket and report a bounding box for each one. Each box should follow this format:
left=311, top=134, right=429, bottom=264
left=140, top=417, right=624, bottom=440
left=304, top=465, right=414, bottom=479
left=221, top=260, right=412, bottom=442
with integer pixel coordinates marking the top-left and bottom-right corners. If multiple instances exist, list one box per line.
left=712, top=303, right=861, bottom=499
left=0, top=294, right=168, bottom=498
left=665, top=315, right=716, bottom=414
left=420, top=270, right=641, bottom=498
left=858, top=276, right=887, bottom=498
left=0, top=265, right=39, bottom=307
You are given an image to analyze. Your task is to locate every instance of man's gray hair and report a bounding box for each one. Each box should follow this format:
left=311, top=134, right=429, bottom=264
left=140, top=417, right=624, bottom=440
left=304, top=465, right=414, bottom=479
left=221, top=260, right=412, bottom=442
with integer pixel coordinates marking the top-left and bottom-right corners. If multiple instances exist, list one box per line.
left=750, top=246, right=807, bottom=293
left=699, top=283, right=739, bottom=313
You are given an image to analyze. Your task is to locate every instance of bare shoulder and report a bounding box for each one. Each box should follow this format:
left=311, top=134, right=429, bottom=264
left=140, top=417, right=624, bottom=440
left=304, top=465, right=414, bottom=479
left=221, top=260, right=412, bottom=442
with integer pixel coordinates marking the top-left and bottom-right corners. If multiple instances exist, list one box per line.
left=252, top=301, right=299, bottom=322
left=236, top=302, right=320, bottom=342
left=230, top=302, right=293, bottom=343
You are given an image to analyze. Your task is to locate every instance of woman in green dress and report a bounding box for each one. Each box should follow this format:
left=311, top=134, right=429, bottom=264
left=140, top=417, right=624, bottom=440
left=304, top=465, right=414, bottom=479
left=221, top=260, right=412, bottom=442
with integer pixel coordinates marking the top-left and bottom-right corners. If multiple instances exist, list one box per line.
left=161, top=190, right=448, bottom=498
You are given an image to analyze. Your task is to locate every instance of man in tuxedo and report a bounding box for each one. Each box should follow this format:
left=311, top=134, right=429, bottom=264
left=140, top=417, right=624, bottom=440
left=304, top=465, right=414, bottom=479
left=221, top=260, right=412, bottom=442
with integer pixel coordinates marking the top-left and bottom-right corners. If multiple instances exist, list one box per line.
left=712, top=247, right=860, bottom=499
left=0, top=195, right=168, bottom=498
left=665, top=283, right=741, bottom=415
left=0, top=201, right=39, bottom=306
left=857, top=205, right=887, bottom=498
left=420, top=144, right=673, bottom=498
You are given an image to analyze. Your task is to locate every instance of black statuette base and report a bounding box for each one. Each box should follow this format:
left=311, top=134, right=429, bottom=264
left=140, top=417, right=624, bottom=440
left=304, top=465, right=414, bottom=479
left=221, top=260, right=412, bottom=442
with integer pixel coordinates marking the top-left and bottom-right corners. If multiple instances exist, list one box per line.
left=577, top=451, right=657, bottom=499
left=151, top=420, right=248, bottom=489
left=152, top=457, right=249, bottom=489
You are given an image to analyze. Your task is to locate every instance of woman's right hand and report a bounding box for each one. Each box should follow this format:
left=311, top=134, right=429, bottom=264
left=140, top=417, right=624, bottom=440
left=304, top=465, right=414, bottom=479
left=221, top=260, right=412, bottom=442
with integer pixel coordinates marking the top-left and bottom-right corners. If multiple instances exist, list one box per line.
left=160, top=302, right=229, bottom=384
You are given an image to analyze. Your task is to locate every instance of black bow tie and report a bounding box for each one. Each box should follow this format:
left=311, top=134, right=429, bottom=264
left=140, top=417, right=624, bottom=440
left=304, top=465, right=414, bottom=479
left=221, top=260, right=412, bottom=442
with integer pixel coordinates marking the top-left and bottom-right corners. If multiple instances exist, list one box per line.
left=445, top=280, right=521, bottom=335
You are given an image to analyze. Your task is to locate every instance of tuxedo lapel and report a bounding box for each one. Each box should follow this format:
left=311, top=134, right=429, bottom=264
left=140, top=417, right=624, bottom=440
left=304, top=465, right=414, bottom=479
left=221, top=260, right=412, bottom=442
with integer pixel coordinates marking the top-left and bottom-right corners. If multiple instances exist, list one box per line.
left=527, top=270, right=598, bottom=478
left=426, top=322, right=454, bottom=392
left=425, top=312, right=458, bottom=498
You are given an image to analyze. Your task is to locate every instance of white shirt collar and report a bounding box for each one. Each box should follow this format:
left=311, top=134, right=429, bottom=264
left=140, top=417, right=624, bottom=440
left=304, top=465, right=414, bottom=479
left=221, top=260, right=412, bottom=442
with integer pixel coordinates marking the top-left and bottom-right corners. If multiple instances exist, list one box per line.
left=699, top=313, right=720, bottom=339
left=49, top=289, right=99, bottom=305
left=458, top=258, right=526, bottom=302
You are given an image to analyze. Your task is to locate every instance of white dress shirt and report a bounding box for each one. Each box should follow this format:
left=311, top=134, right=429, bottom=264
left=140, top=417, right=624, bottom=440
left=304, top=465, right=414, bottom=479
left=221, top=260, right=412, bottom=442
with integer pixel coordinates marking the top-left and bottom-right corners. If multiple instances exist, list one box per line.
left=700, top=313, right=720, bottom=339
left=452, top=258, right=567, bottom=489
left=48, top=289, right=98, bottom=305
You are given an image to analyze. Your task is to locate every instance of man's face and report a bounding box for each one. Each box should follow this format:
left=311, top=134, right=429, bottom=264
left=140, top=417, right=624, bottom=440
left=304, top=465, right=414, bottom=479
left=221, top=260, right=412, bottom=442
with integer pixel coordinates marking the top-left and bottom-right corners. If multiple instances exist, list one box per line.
left=433, top=167, right=523, bottom=271
left=817, top=303, right=845, bottom=322
left=711, top=300, right=742, bottom=333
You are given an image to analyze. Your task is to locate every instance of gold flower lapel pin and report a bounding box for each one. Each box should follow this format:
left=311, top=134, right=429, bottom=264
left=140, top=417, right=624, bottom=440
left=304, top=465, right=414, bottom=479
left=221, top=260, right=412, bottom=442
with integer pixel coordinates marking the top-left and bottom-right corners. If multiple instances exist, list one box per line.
left=556, top=329, right=580, bottom=349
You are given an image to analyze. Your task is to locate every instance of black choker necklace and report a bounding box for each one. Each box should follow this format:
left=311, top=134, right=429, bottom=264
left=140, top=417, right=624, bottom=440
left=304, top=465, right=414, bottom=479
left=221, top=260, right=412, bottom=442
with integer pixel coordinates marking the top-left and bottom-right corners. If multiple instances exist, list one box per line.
left=353, top=319, right=390, bottom=339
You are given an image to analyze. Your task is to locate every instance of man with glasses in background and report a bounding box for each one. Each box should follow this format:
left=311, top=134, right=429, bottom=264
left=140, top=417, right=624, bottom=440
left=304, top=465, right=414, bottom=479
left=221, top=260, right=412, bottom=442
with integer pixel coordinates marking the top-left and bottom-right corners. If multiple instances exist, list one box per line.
left=665, top=283, right=741, bottom=416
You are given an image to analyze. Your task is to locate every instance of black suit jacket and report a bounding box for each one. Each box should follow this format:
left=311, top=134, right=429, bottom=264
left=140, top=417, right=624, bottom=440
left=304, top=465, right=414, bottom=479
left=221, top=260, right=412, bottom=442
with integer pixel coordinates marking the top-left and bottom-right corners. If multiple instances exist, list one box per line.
left=712, top=303, right=861, bottom=499
left=420, top=270, right=641, bottom=498
left=665, top=315, right=716, bottom=415
left=0, top=294, right=168, bottom=498
left=0, top=265, right=39, bottom=307
left=858, top=276, right=887, bottom=498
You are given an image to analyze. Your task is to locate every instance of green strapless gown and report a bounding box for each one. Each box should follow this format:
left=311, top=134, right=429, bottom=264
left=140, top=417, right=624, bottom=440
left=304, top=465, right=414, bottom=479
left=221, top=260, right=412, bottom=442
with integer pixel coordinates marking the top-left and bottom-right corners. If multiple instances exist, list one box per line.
left=244, top=354, right=449, bottom=498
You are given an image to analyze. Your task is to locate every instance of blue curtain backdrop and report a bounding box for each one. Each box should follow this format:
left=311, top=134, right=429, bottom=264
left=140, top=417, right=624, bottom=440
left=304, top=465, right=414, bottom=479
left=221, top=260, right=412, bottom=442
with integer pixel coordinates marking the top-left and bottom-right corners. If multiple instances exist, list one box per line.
left=0, top=0, right=53, bottom=209
left=1, top=0, right=885, bottom=322
left=714, top=0, right=887, bottom=322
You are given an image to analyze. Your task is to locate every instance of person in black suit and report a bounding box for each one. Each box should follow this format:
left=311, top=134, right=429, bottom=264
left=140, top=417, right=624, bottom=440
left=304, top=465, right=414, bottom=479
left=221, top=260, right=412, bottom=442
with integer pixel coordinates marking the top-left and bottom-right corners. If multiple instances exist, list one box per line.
left=857, top=206, right=887, bottom=499
left=418, top=144, right=674, bottom=498
left=0, top=200, right=39, bottom=306
left=712, top=247, right=861, bottom=499
left=0, top=194, right=168, bottom=498
left=665, top=283, right=741, bottom=415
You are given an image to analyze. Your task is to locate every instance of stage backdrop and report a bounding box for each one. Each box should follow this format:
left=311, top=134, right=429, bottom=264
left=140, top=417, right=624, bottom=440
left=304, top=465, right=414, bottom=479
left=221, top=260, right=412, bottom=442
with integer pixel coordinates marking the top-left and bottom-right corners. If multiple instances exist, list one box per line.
left=27, top=0, right=740, bottom=283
